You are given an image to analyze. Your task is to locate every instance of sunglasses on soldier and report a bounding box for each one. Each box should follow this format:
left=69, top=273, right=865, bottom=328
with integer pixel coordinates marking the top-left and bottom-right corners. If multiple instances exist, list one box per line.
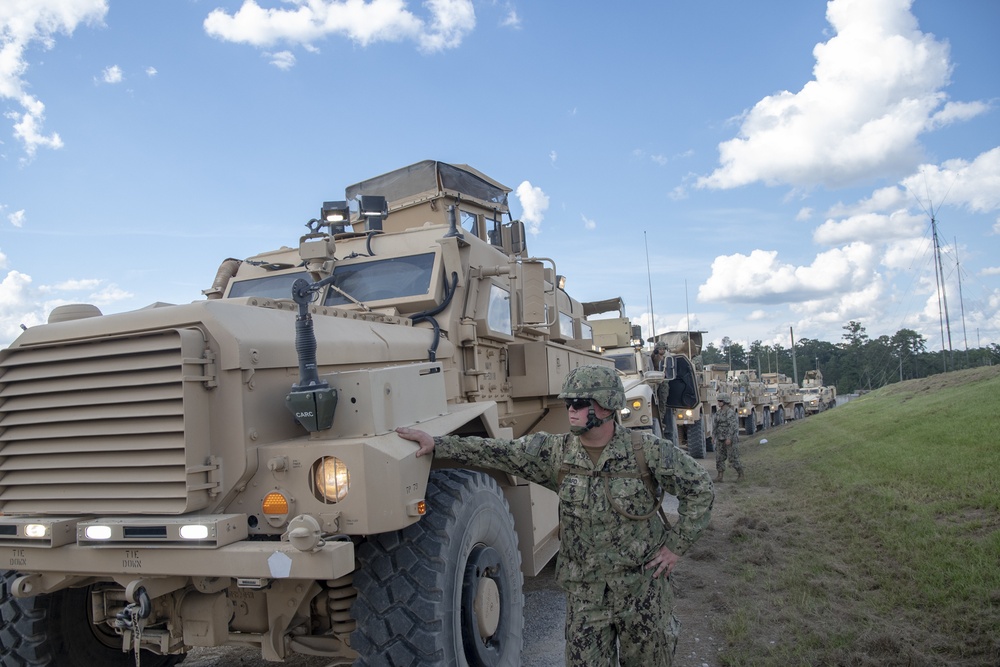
left=564, top=398, right=593, bottom=411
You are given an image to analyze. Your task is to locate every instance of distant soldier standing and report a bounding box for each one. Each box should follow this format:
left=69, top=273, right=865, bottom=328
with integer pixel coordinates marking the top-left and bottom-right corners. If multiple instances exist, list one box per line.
left=396, top=365, right=714, bottom=667
left=713, top=393, right=743, bottom=482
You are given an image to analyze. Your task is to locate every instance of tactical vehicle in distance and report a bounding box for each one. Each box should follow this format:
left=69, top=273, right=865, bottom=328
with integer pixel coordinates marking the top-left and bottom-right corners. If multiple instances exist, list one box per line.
left=650, top=331, right=713, bottom=459
left=726, top=368, right=777, bottom=435
left=0, top=160, right=700, bottom=667
left=583, top=298, right=664, bottom=437
left=802, top=369, right=837, bottom=414
left=761, top=372, right=806, bottom=424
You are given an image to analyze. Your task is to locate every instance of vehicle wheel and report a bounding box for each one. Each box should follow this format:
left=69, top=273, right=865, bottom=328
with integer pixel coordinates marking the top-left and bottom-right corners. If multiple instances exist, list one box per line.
left=705, top=434, right=715, bottom=453
left=352, top=469, right=524, bottom=666
left=776, top=406, right=785, bottom=425
left=745, top=412, right=756, bottom=436
left=686, top=418, right=705, bottom=459
left=798, top=406, right=805, bottom=420
left=0, top=571, right=184, bottom=667
left=761, top=410, right=769, bottom=430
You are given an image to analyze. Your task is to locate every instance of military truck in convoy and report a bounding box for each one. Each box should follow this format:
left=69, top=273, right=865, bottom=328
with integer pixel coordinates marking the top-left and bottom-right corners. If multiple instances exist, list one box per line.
left=650, top=331, right=714, bottom=459
left=726, top=369, right=776, bottom=435
left=761, top=372, right=806, bottom=424
left=802, top=369, right=837, bottom=414
left=583, top=298, right=663, bottom=437
left=0, top=160, right=701, bottom=667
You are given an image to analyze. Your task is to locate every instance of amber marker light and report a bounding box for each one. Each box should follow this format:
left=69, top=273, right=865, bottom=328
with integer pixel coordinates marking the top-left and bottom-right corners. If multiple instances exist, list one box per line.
left=407, top=499, right=427, bottom=517
left=262, top=491, right=290, bottom=515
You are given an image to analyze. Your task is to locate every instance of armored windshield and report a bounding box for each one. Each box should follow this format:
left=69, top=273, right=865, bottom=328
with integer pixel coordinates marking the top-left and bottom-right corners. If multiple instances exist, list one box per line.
left=608, top=353, right=638, bottom=374
left=227, top=271, right=309, bottom=299
left=323, top=253, right=436, bottom=306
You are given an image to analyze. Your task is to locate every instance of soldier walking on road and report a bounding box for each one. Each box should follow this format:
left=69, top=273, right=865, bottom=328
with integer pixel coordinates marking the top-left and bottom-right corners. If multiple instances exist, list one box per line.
left=712, top=393, right=743, bottom=482
left=396, top=365, right=714, bottom=667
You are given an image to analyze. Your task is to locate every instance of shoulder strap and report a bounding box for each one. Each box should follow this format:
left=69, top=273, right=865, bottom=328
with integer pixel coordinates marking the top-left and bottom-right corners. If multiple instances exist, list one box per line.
left=630, top=430, right=658, bottom=500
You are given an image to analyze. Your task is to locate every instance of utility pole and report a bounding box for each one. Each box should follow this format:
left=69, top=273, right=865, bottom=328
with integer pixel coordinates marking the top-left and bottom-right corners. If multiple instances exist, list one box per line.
left=789, top=326, right=798, bottom=385
left=956, top=237, right=970, bottom=368
left=931, top=215, right=953, bottom=371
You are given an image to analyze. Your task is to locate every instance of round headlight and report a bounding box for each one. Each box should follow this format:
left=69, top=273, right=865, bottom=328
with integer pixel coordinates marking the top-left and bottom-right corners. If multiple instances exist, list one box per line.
left=311, top=456, right=351, bottom=503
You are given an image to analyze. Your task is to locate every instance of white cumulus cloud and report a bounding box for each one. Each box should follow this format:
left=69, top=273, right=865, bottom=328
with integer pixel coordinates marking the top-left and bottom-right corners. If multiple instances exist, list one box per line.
left=0, top=0, right=108, bottom=157
left=203, top=0, right=475, bottom=61
left=698, top=243, right=878, bottom=305
left=101, top=64, right=122, bottom=83
left=697, top=0, right=989, bottom=190
left=515, top=181, right=549, bottom=236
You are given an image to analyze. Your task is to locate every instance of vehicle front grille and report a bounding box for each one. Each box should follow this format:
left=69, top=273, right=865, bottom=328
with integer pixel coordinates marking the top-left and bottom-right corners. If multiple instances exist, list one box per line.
left=0, top=329, right=215, bottom=515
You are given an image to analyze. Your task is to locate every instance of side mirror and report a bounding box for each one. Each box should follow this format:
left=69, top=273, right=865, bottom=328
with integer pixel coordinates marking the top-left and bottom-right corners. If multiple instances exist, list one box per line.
left=509, top=220, right=526, bottom=255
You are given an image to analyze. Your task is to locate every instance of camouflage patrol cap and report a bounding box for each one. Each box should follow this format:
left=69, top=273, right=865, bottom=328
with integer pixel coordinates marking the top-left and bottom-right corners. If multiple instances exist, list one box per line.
left=718, top=393, right=732, bottom=404
left=558, top=365, right=625, bottom=411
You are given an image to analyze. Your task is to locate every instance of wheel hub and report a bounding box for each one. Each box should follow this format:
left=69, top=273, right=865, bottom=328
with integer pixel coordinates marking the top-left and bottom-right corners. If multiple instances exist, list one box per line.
left=474, top=576, right=500, bottom=637
left=461, top=544, right=505, bottom=666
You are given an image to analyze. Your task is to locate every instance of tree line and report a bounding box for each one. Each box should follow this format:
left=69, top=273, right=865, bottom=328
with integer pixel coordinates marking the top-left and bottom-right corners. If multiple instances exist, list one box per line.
left=699, top=320, right=999, bottom=395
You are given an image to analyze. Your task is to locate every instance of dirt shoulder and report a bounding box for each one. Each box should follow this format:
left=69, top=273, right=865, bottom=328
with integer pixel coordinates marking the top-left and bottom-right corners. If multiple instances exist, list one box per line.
left=669, top=448, right=739, bottom=667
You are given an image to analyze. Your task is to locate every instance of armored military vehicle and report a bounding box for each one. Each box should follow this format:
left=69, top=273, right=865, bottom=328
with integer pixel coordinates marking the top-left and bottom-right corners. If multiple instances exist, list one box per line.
left=0, top=160, right=699, bottom=666
left=726, top=368, right=776, bottom=435
left=650, top=331, right=713, bottom=458
left=583, top=298, right=663, bottom=436
left=802, top=369, right=837, bottom=414
left=761, top=372, right=806, bottom=423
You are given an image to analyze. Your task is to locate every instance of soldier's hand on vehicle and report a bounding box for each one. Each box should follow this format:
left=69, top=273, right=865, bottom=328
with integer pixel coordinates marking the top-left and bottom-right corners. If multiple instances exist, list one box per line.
left=395, top=426, right=435, bottom=457
left=645, top=545, right=679, bottom=579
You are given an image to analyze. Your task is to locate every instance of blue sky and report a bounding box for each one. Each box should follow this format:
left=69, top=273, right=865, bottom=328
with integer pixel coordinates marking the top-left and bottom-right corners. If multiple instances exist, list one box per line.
left=2, top=0, right=999, bottom=355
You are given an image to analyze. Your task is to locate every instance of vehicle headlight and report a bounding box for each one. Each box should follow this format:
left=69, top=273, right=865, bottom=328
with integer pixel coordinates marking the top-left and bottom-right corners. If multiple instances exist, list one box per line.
left=311, top=456, right=351, bottom=503
left=25, top=524, right=48, bottom=538
left=620, top=407, right=632, bottom=419
left=630, top=399, right=643, bottom=411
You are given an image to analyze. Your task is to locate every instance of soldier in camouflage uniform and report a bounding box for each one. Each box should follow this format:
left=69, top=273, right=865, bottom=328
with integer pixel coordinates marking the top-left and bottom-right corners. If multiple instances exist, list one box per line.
left=712, top=393, right=743, bottom=482
left=396, top=365, right=714, bottom=667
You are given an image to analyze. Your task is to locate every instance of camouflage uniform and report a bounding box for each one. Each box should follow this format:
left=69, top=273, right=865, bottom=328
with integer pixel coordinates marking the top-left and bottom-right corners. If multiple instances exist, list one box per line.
left=712, top=402, right=742, bottom=475
left=433, top=424, right=714, bottom=666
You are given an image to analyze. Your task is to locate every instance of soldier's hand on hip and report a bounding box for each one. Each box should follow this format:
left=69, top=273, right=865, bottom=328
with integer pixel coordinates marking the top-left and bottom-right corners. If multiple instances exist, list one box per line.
left=396, top=427, right=435, bottom=457
left=645, top=545, right=679, bottom=579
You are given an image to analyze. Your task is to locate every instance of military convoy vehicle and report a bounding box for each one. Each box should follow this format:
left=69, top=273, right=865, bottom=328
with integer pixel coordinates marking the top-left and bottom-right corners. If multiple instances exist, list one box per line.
left=802, top=369, right=837, bottom=414
left=583, top=298, right=663, bottom=437
left=726, top=369, right=777, bottom=435
left=0, top=160, right=701, bottom=667
left=650, top=331, right=714, bottom=459
left=761, top=372, right=806, bottom=424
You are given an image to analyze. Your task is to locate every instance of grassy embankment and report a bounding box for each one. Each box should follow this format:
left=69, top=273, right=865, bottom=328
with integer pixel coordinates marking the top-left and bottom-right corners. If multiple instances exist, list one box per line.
left=716, top=366, right=1000, bottom=666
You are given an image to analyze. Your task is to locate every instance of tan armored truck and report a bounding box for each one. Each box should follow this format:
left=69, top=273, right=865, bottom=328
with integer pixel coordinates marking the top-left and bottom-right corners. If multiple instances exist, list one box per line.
left=726, top=369, right=776, bottom=435
left=649, top=331, right=714, bottom=459
left=0, top=160, right=700, bottom=667
left=583, top=298, right=664, bottom=437
left=802, top=369, right=837, bottom=414
left=761, top=372, right=806, bottom=423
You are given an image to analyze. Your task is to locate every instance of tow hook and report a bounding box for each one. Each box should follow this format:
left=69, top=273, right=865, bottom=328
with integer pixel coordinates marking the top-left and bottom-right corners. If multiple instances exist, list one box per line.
left=115, top=587, right=152, bottom=629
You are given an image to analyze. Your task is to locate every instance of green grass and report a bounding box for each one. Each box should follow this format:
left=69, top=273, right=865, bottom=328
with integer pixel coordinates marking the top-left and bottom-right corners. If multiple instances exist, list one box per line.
left=715, top=366, right=1000, bottom=666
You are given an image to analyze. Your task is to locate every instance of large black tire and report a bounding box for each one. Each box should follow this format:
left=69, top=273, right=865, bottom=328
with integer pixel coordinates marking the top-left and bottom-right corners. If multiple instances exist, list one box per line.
left=761, top=409, right=769, bottom=431
left=685, top=418, right=705, bottom=459
left=776, top=406, right=785, bottom=426
left=0, top=571, right=184, bottom=667
left=352, top=469, right=524, bottom=666
left=745, top=412, right=756, bottom=436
